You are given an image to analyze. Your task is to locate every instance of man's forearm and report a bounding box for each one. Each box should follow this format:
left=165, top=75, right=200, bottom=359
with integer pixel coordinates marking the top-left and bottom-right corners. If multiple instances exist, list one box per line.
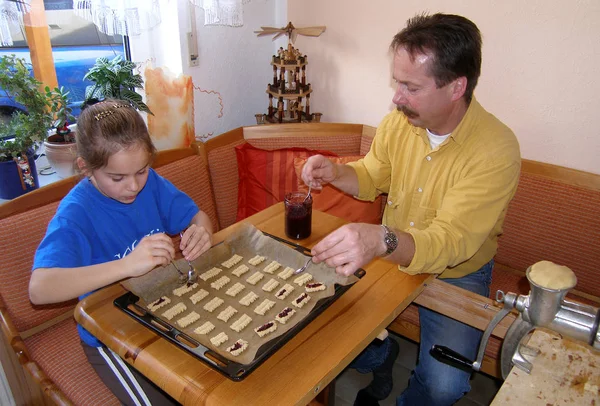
left=330, top=164, right=360, bottom=196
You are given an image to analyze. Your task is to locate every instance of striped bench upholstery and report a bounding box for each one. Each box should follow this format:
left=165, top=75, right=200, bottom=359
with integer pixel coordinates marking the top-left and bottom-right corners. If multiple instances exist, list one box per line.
left=0, top=146, right=221, bottom=405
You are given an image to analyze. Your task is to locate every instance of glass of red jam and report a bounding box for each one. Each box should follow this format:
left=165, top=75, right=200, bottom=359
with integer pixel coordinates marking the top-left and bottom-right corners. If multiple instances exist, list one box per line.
left=284, top=191, right=312, bottom=240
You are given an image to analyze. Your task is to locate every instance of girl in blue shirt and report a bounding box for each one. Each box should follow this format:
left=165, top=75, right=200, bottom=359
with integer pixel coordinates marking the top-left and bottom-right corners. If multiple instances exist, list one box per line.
left=30, top=99, right=213, bottom=405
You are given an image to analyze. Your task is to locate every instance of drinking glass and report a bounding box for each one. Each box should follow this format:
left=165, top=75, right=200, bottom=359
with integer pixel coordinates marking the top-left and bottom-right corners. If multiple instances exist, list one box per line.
left=284, top=191, right=312, bottom=239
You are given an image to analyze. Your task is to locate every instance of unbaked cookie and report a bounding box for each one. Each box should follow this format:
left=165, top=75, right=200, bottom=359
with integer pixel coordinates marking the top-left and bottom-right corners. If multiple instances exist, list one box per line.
left=226, top=339, right=248, bottom=356
left=176, top=311, right=200, bottom=328
left=210, top=276, right=231, bottom=290
left=230, top=314, right=252, bottom=332
left=210, top=332, right=228, bottom=347
left=275, top=284, right=294, bottom=300
left=173, top=282, right=198, bottom=297
left=248, top=255, right=266, bottom=266
left=225, top=282, right=245, bottom=297
left=217, top=305, right=238, bottom=322
left=254, top=320, right=277, bottom=337
left=162, top=302, right=187, bottom=320
left=246, top=271, right=264, bottom=285
left=262, top=261, right=281, bottom=274
left=232, top=264, right=250, bottom=277
left=203, top=297, right=224, bottom=313
left=147, top=296, right=171, bottom=312
left=254, top=299, right=275, bottom=315
left=262, top=278, right=280, bottom=292
left=200, top=267, right=222, bottom=281
left=189, top=289, right=209, bottom=304
left=275, top=307, right=296, bottom=324
left=292, top=292, right=311, bottom=308
left=239, top=291, right=259, bottom=306
left=305, top=282, right=326, bottom=292
left=194, top=321, right=215, bottom=335
left=293, top=273, right=313, bottom=286
left=222, top=254, right=243, bottom=269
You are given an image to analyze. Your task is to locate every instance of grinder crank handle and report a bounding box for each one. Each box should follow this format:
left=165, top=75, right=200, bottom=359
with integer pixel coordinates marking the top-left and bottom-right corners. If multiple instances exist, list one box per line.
left=430, top=291, right=517, bottom=372
left=430, top=345, right=476, bottom=372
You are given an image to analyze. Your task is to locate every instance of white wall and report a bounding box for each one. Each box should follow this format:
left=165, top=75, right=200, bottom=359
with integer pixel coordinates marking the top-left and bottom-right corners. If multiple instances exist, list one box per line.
left=131, top=0, right=287, bottom=141
left=288, top=0, right=600, bottom=175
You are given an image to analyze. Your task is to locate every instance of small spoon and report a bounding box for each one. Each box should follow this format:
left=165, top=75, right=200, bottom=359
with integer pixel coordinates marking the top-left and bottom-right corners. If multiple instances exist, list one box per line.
left=303, top=185, right=312, bottom=203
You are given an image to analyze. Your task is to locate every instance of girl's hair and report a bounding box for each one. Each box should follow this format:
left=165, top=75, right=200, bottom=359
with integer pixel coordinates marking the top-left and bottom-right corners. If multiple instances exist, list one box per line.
left=76, top=98, right=156, bottom=170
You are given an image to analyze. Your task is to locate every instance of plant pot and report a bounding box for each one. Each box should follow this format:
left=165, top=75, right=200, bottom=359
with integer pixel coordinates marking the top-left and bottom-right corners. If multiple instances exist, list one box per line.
left=44, top=133, right=77, bottom=179
left=0, top=150, right=40, bottom=199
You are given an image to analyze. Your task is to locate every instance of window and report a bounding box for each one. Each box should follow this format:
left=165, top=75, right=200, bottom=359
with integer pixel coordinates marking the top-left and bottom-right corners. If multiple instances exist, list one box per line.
left=0, top=0, right=126, bottom=122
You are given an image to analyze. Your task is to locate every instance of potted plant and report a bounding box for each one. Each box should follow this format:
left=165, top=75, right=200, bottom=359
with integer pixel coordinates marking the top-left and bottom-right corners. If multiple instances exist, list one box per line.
left=43, top=86, right=79, bottom=179
left=0, top=54, right=53, bottom=199
left=83, top=55, right=152, bottom=114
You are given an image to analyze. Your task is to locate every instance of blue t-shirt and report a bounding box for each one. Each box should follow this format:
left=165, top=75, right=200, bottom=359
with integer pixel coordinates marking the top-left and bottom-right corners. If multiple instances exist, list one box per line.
left=33, top=169, right=199, bottom=347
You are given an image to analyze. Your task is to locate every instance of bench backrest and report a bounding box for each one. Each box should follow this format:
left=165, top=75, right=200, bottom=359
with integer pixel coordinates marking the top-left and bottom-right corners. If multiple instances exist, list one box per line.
left=496, top=159, right=600, bottom=299
left=204, top=123, right=375, bottom=229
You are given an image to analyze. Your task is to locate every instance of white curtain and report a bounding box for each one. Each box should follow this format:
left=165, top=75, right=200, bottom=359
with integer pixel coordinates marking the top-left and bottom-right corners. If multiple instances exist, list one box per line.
left=191, top=0, right=247, bottom=27
left=0, top=0, right=30, bottom=46
left=0, top=0, right=249, bottom=46
left=74, top=0, right=162, bottom=36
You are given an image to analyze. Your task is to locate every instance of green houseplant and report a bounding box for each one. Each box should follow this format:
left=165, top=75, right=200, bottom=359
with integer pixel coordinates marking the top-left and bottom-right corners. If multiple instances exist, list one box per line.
left=83, top=55, right=152, bottom=114
left=0, top=54, right=54, bottom=199
left=43, top=86, right=79, bottom=179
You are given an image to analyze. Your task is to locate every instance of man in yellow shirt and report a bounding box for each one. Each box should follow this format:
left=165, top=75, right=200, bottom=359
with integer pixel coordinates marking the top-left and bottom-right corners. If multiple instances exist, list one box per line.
left=302, top=13, right=520, bottom=406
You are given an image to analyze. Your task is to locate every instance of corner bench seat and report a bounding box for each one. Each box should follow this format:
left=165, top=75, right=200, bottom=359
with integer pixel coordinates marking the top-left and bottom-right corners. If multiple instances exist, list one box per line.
left=25, top=318, right=119, bottom=405
left=390, top=159, right=600, bottom=378
left=3, top=123, right=599, bottom=403
left=0, top=146, right=221, bottom=405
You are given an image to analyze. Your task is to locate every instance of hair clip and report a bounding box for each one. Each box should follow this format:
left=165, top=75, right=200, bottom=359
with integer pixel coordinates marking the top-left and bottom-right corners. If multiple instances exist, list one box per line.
left=94, top=110, right=115, bottom=121
left=93, top=103, right=131, bottom=120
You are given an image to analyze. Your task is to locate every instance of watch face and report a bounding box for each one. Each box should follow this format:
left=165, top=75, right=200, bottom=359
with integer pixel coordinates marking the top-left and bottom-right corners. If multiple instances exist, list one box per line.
left=383, top=226, right=398, bottom=255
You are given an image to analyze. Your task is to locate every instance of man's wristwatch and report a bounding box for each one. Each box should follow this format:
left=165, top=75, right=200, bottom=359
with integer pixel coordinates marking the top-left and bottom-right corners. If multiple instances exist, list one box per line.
left=381, top=224, right=398, bottom=256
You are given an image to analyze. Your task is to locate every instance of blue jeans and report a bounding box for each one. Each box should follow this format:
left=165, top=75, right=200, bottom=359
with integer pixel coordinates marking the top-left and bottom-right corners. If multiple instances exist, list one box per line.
left=350, top=260, right=493, bottom=406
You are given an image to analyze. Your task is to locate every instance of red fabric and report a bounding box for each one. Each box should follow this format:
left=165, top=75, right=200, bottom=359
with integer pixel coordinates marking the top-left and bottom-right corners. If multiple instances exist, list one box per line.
left=294, top=155, right=384, bottom=224
left=235, top=143, right=336, bottom=221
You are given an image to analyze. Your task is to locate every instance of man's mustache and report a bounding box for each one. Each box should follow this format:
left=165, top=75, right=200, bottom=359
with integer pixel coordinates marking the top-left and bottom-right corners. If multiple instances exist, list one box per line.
left=396, top=105, right=418, bottom=118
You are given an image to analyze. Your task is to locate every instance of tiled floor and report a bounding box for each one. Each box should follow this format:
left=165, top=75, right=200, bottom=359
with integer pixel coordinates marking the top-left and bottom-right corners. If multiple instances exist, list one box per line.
left=334, top=333, right=502, bottom=406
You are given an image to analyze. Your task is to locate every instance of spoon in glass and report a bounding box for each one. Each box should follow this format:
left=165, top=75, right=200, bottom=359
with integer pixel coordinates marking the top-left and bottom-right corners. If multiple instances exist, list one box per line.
left=303, top=184, right=312, bottom=203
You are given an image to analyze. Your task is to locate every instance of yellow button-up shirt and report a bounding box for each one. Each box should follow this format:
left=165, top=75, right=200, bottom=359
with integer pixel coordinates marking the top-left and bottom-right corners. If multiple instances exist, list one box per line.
left=348, top=98, right=521, bottom=278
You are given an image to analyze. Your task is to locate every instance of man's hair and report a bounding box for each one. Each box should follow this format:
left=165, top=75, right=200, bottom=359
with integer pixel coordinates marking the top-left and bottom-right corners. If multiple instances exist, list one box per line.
left=76, top=98, right=156, bottom=170
left=390, top=13, right=482, bottom=103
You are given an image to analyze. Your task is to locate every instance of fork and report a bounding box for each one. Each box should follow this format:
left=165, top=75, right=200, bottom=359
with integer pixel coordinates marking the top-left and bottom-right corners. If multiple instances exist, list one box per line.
left=180, top=232, right=198, bottom=284
left=294, top=256, right=313, bottom=275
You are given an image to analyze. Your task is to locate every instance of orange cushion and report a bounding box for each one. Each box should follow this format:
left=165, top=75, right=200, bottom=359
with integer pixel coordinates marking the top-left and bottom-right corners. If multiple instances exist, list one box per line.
left=235, top=143, right=336, bottom=221
left=293, top=155, right=384, bottom=224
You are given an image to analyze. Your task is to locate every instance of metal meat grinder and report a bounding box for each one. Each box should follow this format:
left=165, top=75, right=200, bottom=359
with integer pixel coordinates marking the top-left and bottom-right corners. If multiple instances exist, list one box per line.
left=431, top=262, right=600, bottom=379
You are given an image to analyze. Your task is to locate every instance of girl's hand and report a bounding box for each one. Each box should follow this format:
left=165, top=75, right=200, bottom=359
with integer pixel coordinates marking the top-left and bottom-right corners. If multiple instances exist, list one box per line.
left=180, top=224, right=212, bottom=261
left=123, top=233, right=175, bottom=277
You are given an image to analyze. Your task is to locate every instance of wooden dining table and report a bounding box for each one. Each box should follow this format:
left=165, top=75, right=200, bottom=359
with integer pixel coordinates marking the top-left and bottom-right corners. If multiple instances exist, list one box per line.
left=75, top=203, right=432, bottom=405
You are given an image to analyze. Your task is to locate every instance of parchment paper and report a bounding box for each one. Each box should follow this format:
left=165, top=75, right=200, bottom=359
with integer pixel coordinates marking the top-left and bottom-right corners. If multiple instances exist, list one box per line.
left=120, top=223, right=359, bottom=365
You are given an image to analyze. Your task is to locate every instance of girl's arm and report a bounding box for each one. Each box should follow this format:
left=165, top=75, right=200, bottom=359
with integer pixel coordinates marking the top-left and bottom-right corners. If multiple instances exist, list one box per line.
left=30, top=260, right=129, bottom=304
left=29, top=232, right=176, bottom=305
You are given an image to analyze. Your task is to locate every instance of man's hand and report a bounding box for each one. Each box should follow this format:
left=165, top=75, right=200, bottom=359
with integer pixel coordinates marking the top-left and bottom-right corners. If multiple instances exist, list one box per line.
left=311, top=223, right=386, bottom=276
left=124, top=233, right=176, bottom=277
left=180, top=224, right=212, bottom=261
left=301, top=154, right=338, bottom=189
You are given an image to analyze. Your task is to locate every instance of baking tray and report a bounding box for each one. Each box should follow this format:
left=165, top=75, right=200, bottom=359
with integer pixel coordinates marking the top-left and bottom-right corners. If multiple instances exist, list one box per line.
left=114, top=232, right=365, bottom=381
